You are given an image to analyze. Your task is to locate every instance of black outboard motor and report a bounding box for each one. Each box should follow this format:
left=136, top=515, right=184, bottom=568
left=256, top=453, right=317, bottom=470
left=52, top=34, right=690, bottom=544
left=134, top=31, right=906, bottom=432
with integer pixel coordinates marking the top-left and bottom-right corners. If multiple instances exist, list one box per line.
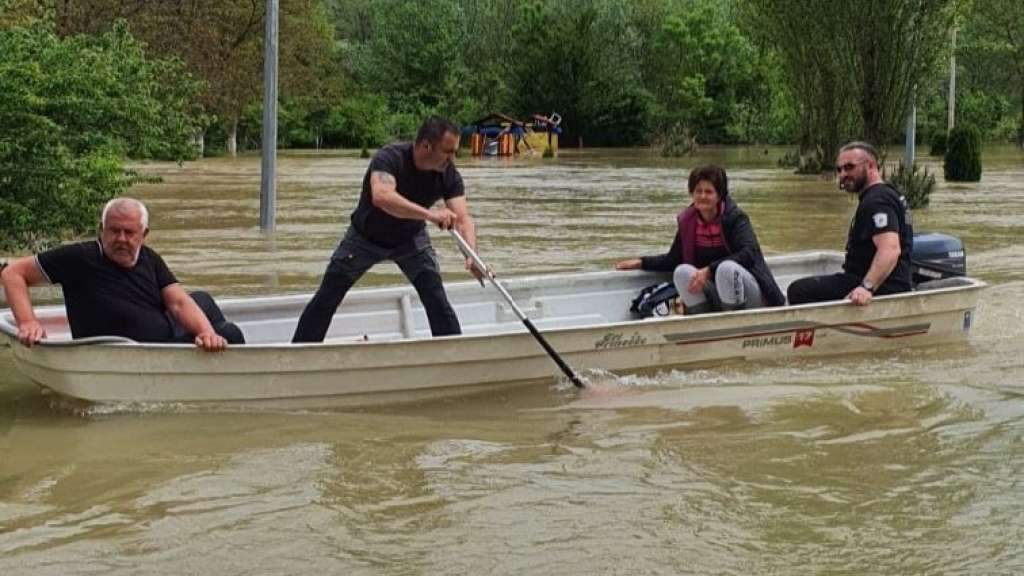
left=911, top=232, right=966, bottom=285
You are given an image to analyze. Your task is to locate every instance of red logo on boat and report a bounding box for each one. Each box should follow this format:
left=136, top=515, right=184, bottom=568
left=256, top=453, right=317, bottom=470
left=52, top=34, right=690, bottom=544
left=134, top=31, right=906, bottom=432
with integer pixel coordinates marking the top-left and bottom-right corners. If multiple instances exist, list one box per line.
left=793, top=329, right=815, bottom=348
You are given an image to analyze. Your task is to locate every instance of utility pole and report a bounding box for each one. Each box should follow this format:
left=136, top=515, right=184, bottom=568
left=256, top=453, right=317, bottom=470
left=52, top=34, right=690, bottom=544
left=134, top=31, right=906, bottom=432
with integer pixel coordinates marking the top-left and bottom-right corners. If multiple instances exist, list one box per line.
left=904, top=85, right=916, bottom=169
left=259, top=0, right=279, bottom=231
left=947, top=27, right=957, bottom=134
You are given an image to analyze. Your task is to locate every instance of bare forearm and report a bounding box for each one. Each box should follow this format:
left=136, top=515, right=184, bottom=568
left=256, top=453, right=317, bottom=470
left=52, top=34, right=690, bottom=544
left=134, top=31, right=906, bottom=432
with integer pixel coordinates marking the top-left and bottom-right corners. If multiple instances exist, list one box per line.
left=865, top=245, right=899, bottom=286
left=373, top=188, right=435, bottom=220
left=371, top=172, right=434, bottom=221
left=457, top=215, right=477, bottom=249
left=2, top=260, right=41, bottom=326
left=167, top=298, right=216, bottom=337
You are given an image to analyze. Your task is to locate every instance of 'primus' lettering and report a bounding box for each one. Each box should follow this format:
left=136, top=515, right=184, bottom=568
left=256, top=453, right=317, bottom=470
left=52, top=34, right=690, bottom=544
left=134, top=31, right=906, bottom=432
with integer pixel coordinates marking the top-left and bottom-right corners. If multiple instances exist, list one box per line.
left=741, top=334, right=792, bottom=349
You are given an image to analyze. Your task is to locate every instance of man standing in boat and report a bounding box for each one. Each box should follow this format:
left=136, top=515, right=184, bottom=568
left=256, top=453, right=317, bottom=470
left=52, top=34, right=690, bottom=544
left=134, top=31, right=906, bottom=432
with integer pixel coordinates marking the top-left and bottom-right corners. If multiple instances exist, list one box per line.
left=1, top=197, right=243, bottom=350
left=787, top=141, right=913, bottom=306
left=292, top=116, right=481, bottom=342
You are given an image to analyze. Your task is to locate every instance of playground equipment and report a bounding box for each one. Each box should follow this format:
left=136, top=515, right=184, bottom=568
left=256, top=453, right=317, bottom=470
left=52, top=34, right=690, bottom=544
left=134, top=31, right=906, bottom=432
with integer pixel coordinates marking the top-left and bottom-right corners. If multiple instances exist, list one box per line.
left=465, top=112, right=562, bottom=157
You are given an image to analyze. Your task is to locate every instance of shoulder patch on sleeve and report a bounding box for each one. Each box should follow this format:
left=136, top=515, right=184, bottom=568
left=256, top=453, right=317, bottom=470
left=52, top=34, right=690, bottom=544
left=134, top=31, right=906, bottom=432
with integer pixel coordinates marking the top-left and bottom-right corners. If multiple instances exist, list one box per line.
left=872, top=212, right=888, bottom=228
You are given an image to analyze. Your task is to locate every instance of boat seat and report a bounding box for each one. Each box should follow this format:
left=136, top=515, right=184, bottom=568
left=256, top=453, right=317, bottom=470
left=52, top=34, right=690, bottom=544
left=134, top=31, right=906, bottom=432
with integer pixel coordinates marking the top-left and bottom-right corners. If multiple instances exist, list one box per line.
left=460, top=313, right=607, bottom=336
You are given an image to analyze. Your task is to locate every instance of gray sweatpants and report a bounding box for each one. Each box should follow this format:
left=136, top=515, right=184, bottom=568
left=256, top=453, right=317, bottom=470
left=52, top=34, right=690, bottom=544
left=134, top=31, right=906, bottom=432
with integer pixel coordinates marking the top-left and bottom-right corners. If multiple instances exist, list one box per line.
left=673, top=260, right=764, bottom=312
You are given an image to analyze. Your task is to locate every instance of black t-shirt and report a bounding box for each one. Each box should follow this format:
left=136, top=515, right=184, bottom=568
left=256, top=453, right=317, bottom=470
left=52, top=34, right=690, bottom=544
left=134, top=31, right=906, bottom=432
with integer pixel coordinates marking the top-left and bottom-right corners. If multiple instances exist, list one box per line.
left=843, top=183, right=913, bottom=291
left=350, top=142, right=465, bottom=247
left=37, top=241, right=178, bottom=341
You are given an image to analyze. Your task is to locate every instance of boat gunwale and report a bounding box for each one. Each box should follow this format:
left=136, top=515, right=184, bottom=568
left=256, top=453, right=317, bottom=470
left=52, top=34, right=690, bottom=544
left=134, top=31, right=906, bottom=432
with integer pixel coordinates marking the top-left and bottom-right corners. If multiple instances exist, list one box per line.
left=0, top=272, right=987, bottom=352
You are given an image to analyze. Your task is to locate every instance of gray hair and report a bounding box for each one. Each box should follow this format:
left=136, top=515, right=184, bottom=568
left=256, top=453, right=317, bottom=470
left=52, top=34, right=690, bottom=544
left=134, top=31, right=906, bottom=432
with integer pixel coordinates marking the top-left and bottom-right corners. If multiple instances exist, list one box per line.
left=101, top=197, right=149, bottom=229
left=838, top=141, right=880, bottom=164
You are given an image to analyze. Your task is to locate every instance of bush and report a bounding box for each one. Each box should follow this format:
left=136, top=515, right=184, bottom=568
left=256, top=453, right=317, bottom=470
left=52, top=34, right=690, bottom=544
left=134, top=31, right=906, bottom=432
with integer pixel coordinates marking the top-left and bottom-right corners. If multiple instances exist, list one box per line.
left=661, top=123, right=697, bottom=157
left=929, top=132, right=947, bottom=156
left=944, top=126, right=982, bottom=182
left=0, top=23, right=202, bottom=251
left=883, top=162, right=935, bottom=209
left=778, top=147, right=826, bottom=174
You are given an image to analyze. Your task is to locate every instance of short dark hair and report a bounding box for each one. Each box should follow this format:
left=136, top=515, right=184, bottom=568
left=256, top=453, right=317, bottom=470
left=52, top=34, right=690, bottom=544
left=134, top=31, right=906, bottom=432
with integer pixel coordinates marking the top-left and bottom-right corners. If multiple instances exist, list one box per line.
left=416, top=116, right=460, bottom=145
left=687, top=165, right=728, bottom=198
left=839, top=141, right=880, bottom=164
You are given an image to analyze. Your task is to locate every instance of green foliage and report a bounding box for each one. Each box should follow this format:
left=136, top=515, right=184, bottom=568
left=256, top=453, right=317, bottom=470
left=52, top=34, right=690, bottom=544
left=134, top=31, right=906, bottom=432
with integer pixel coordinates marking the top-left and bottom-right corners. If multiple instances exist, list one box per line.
left=944, top=125, right=983, bottom=181
left=323, top=94, right=394, bottom=148
left=0, top=24, right=202, bottom=251
left=929, top=132, right=947, bottom=156
left=963, top=0, right=1024, bottom=146
left=355, top=0, right=470, bottom=118
left=661, top=124, right=697, bottom=157
left=322, top=0, right=792, bottom=147
left=17, top=0, right=1017, bottom=153
left=743, top=0, right=956, bottom=163
left=957, top=91, right=1016, bottom=141
left=883, top=162, right=936, bottom=208
left=649, top=2, right=790, bottom=144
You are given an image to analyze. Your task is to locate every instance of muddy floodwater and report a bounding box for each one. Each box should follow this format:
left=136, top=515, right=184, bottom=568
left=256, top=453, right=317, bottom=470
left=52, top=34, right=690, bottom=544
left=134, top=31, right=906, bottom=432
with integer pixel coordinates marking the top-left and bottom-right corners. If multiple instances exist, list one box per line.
left=2, top=145, right=1023, bottom=574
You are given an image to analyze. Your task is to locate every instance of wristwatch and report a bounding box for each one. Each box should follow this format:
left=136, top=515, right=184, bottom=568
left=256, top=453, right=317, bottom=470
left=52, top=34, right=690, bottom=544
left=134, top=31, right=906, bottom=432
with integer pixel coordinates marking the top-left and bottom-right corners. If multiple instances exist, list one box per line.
left=860, top=278, right=876, bottom=293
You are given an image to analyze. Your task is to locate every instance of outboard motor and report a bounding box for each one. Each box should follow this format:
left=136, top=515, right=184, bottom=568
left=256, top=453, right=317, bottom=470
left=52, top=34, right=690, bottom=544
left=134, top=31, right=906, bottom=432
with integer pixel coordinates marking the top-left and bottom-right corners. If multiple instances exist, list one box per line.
left=911, top=232, right=966, bottom=285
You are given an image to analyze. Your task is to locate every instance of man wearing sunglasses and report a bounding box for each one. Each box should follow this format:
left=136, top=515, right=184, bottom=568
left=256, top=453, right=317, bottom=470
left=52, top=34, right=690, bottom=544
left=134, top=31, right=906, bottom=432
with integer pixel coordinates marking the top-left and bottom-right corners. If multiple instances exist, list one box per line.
left=786, top=141, right=913, bottom=306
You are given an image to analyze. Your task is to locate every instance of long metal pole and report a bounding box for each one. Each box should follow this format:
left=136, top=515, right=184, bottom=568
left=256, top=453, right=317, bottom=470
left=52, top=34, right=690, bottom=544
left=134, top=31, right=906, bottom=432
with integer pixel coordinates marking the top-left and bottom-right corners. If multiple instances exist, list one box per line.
left=947, top=27, right=957, bottom=134
left=448, top=230, right=586, bottom=388
left=904, top=85, right=916, bottom=169
left=259, top=0, right=279, bottom=231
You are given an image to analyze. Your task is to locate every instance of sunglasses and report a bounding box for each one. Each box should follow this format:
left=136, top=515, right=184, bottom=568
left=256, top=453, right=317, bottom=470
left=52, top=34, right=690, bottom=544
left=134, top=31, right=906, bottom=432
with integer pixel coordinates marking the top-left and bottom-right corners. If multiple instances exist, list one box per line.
left=836, top=161, right=864, bottom=174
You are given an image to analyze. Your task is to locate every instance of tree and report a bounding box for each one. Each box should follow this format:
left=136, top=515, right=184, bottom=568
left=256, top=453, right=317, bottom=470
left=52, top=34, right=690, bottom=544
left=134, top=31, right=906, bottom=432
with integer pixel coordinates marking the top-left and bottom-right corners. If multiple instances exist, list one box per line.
left=54, top=0, right=337, bottom=156
left=969, top=0, right=1024, bottom=146
left=0, top=23, right=201, bottom=251
left=507, top=0, right=655, bottom=146
left=647, top=1, right=778, bottom=145
left=743, top=0, right=956, bottom=166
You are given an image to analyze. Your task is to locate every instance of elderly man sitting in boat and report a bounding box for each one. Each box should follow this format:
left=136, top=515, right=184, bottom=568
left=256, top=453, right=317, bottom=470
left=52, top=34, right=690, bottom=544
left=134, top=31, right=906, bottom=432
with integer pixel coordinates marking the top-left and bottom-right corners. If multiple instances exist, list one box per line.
left=0, top=197, right=243, bottom=351
left=615, top=164, right=785, bottom=314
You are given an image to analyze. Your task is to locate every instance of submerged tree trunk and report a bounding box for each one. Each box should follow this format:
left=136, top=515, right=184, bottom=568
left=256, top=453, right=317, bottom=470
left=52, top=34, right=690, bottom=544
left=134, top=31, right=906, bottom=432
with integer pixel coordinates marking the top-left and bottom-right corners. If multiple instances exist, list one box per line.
left=1019, top=84, right=1024, bottom=148
left=227, top=119, right=238, bottom=157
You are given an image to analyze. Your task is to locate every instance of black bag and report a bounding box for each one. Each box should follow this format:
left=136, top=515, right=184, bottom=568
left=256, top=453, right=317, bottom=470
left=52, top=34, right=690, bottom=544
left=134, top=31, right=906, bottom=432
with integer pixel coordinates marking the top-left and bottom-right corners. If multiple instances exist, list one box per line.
left=630, top=281, right=679, bottom=318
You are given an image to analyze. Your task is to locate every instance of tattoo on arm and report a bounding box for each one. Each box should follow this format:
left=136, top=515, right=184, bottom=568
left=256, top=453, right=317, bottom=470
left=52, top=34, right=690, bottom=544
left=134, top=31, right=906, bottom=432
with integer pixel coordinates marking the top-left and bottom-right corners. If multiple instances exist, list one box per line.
left=373, top=171, right=397, bottom=187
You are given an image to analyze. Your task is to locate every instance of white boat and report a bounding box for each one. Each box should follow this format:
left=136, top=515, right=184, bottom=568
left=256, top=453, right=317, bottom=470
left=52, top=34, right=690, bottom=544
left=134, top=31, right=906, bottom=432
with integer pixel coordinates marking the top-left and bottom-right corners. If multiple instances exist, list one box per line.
left=0, top=250, right=984, bottom=404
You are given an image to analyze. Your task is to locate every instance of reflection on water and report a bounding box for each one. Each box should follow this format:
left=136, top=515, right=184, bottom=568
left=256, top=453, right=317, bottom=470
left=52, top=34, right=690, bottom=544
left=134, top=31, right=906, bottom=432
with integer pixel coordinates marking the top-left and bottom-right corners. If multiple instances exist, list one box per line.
left=2, top=146, right=1024, bottom=574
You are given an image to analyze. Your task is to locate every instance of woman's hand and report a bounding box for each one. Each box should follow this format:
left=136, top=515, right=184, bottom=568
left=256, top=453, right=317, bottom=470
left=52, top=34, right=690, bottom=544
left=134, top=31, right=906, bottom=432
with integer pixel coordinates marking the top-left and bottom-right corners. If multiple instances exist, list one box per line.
left=615, top=258, right=641, bottom=270
left=688, top=267, right=710, bottom=293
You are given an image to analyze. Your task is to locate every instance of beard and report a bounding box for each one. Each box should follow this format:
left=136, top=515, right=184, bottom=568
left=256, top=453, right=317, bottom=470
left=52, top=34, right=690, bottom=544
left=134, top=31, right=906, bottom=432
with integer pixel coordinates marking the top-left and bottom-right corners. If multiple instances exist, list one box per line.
left=106, top=242, right=141, bottom=267
left=841, top=172, right=868, bottom=194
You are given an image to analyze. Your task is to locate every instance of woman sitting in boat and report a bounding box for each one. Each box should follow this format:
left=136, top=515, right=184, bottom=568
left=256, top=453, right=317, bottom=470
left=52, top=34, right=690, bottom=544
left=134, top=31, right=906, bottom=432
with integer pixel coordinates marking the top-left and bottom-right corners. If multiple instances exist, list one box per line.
left=615, top=164, right=785, bottom=314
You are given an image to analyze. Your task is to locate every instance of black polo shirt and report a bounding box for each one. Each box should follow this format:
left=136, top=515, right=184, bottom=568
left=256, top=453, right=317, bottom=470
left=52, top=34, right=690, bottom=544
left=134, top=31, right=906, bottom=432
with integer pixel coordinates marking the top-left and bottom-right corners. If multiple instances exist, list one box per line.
left=350, top=142, right=465, bottom=248
left=37, top=241, right=178, bottom=341
left=843, top=183, right=913, bottom=292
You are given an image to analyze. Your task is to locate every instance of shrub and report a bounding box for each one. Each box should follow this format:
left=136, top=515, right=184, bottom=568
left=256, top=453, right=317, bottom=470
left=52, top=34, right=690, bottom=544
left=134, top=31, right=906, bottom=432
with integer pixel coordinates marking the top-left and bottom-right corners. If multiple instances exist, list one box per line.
left=0, top=23, right=202, bottom=251
left=883, top=162, right=935, bottom=209
left=944, top=126, right=982, bottom=182
left=661, top=123, right=697, bottom=157
left=929, top=132, right=947, bottom=156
